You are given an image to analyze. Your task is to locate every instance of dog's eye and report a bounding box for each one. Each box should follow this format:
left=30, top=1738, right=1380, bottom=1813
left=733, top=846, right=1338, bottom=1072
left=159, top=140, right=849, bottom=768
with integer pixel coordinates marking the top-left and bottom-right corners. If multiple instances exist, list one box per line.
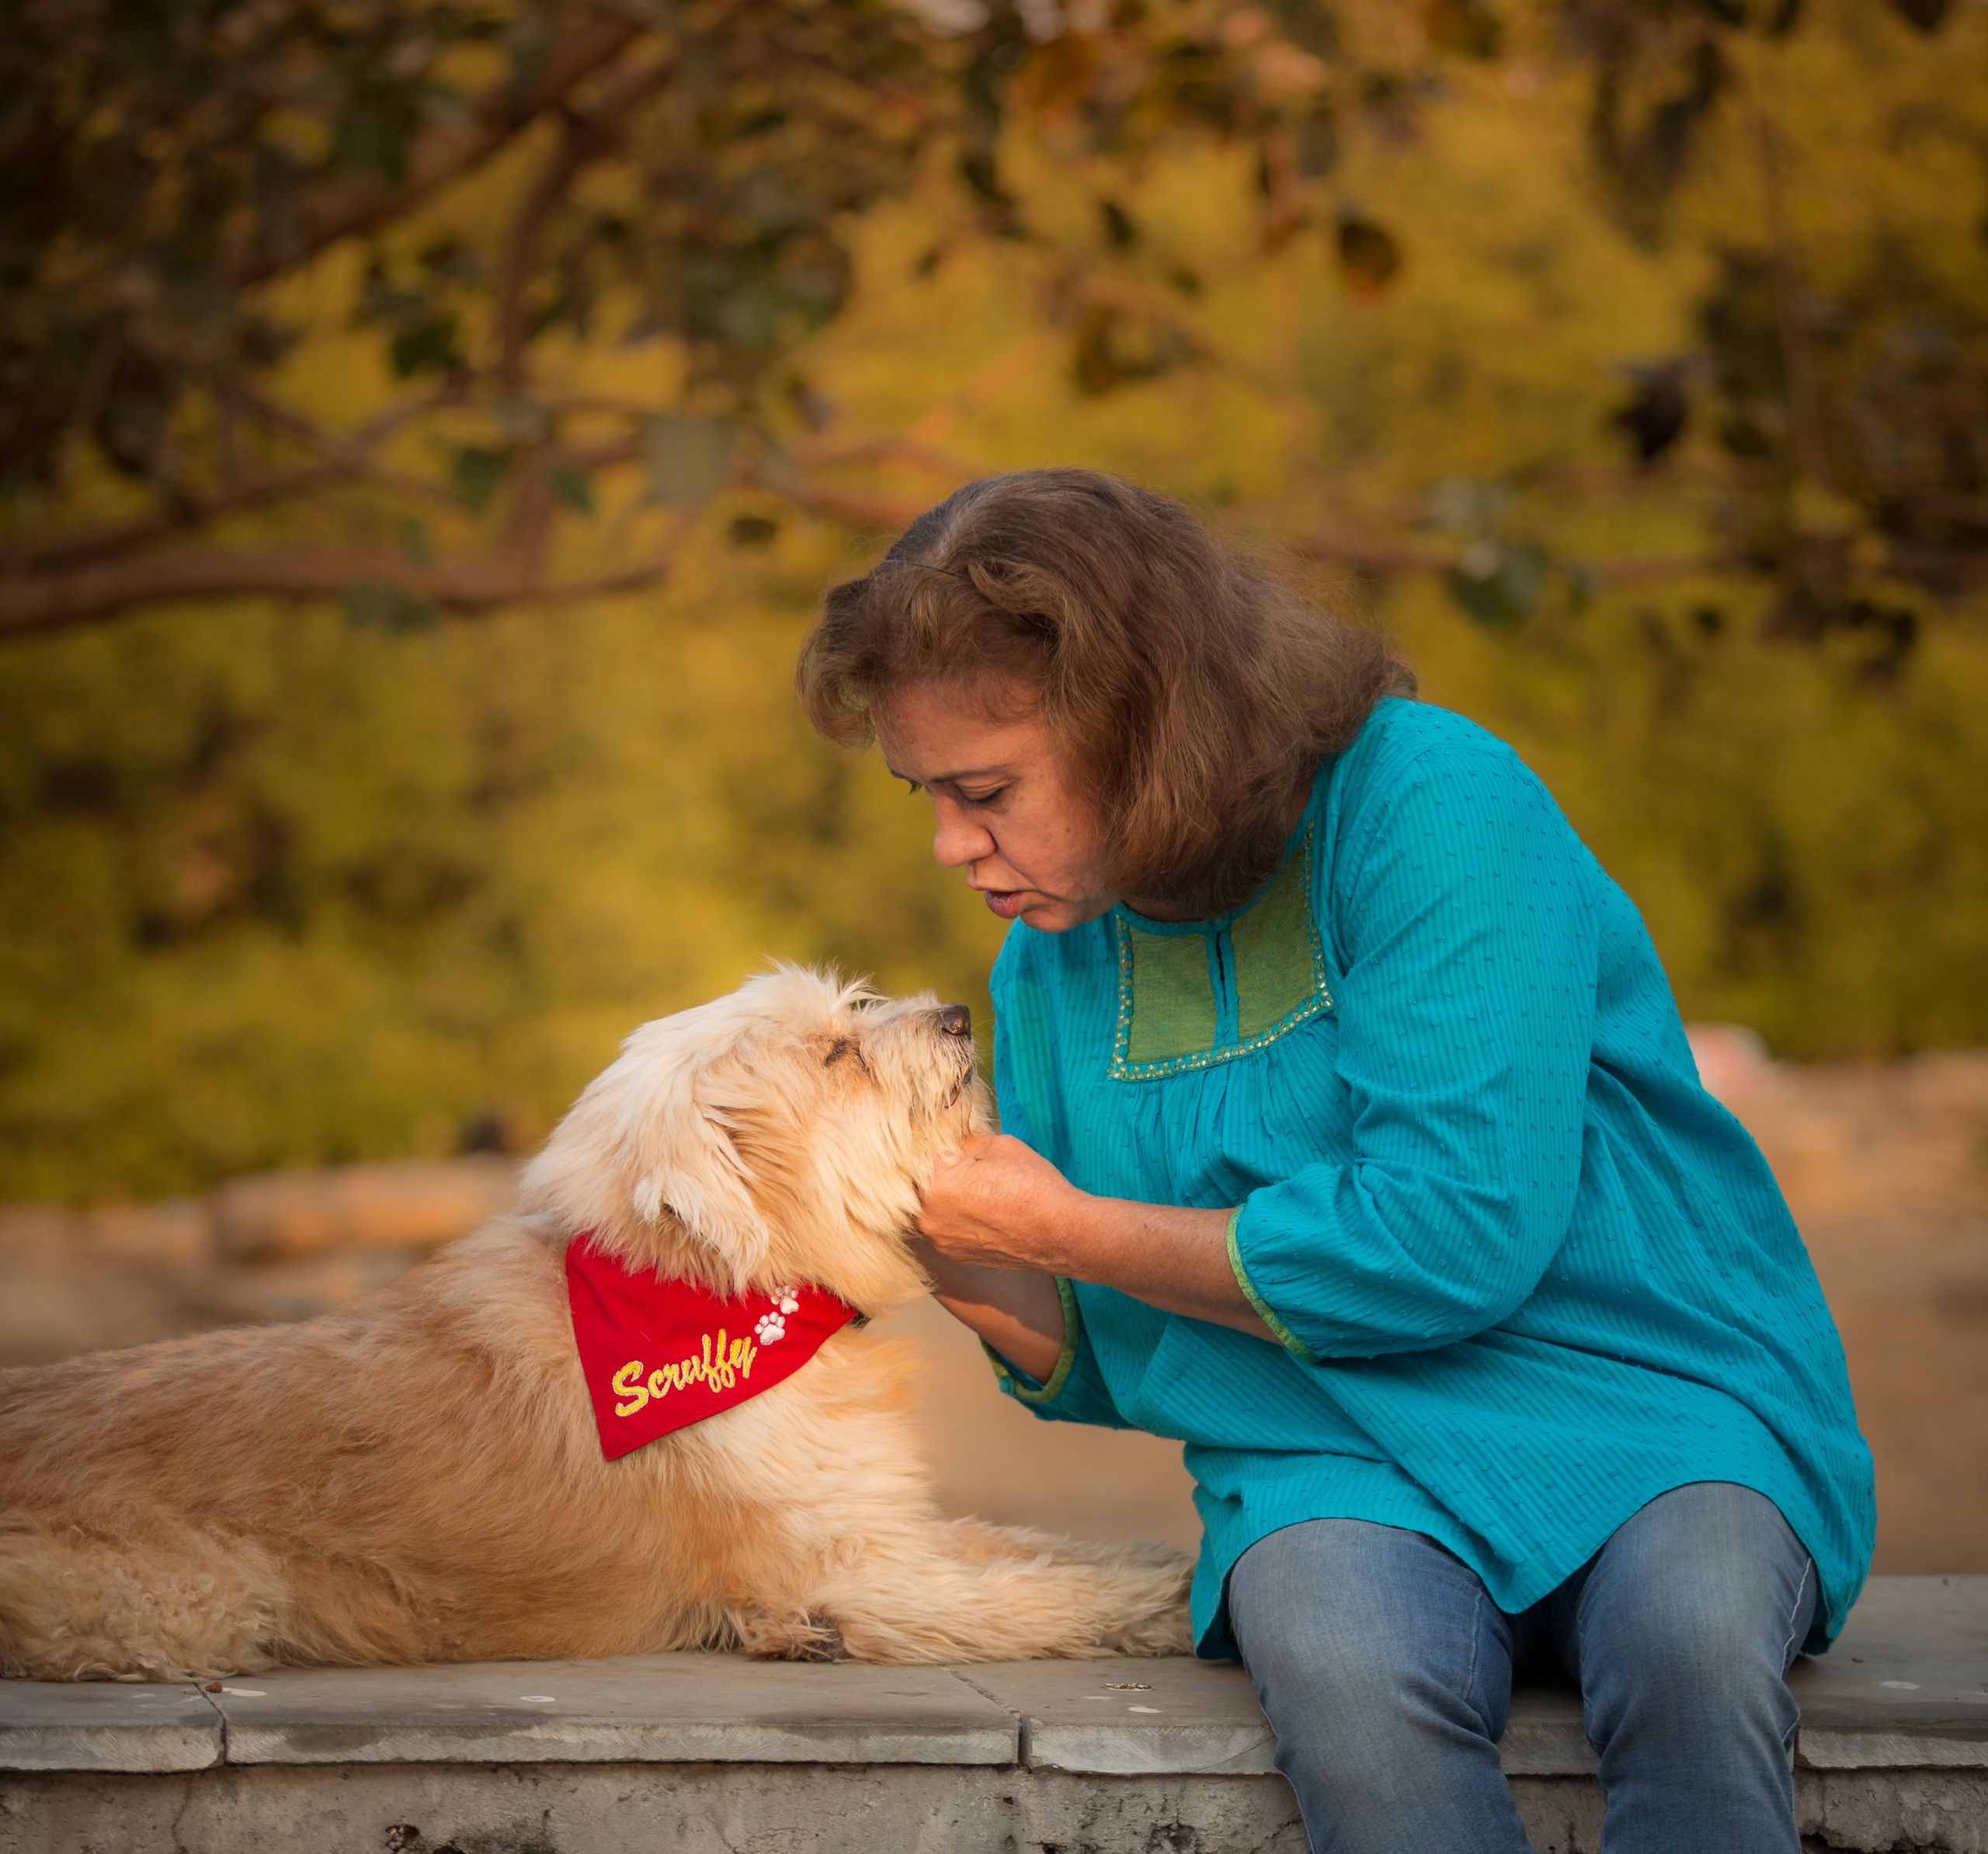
left=823, top=1036, right=874, bottom=1080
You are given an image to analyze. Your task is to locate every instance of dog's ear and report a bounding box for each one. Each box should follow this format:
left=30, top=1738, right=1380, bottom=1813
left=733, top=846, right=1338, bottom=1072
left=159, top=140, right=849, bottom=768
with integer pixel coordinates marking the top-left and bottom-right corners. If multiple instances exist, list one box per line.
left=625, top=1095, right=772, bottom=1283
left=520, top=1003, right=773, bottom=1286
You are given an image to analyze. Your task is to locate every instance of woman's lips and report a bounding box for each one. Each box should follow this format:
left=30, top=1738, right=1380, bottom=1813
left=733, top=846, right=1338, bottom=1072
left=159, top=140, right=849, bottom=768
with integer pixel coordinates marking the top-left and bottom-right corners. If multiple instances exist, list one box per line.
left=979, top=888, right=1028, bottom=919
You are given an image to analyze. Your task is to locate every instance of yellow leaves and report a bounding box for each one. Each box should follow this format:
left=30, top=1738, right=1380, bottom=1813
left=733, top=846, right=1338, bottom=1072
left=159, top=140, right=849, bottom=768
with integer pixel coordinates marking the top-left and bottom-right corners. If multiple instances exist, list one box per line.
left=1216, top=6, right=1330, bottom=104
left=1421, top=0, right=1503, bottom=61
left=1012, top=30, right=1103, bottom=120
left=1250, top=42, right=1334, bottom=107
left=1333, top=212, right=1402, bottom=298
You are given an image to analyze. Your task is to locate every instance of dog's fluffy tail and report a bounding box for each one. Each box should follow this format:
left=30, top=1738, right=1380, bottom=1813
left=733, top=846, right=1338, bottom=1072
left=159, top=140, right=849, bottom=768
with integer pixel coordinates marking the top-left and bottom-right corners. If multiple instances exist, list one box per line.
left=0, top=1522, right=283, bottom=1682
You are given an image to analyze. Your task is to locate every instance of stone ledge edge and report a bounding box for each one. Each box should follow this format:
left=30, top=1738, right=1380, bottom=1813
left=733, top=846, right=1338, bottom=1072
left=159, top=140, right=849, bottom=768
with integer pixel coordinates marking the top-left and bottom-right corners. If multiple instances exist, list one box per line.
left=6, top=1694, right=1986, bottom=1778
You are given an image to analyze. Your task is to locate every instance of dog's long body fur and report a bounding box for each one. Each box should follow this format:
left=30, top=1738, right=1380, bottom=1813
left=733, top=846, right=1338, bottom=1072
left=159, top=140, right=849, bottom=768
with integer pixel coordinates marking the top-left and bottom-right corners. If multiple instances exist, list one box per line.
left=0, top=970, right=1190, bottom=1680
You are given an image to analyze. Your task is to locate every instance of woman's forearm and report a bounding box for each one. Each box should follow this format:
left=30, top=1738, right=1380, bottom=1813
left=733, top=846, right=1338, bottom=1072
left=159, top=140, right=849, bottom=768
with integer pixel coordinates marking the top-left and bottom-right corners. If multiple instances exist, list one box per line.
left=913, top=1133, right=1282, bottom=1359
left=1061, top=1193, right=1276, bottom=1342
left=912, top=1240, right=1068, bottom=1381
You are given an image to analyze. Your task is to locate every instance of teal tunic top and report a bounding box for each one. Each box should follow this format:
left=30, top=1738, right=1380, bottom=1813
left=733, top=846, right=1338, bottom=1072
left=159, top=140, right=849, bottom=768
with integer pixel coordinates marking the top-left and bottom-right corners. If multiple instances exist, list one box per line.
left=984, top=696, right=1875, bottom=1661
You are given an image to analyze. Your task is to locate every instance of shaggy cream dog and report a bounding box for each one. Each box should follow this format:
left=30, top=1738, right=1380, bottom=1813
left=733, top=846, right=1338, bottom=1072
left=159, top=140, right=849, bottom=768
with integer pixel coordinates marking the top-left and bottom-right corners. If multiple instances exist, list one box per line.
left=0, top=968, right=1190, bottom=1680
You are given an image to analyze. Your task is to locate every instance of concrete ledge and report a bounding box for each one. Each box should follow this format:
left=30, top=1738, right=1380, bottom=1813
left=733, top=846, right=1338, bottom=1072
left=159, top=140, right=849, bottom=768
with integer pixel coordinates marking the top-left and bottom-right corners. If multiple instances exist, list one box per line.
left=2, top=1577, right=1982, bottom=1853
left=0, top=1680, right=221, bottom=1774
left=1788, top=1577, right=1988, bottom=1770
left=197, top=1658, right=1017, bottom=1769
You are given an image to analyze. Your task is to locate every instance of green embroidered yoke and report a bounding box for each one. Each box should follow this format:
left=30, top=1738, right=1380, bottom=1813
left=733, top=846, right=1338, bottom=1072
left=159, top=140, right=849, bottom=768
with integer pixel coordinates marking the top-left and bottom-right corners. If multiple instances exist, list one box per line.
left=984, top=696, right=1875, bottom=1661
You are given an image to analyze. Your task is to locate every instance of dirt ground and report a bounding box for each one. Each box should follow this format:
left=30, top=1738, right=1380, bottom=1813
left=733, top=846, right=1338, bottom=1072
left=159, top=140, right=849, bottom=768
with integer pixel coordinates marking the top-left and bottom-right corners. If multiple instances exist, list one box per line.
left=3, top=1031, right=1983, bottom=1575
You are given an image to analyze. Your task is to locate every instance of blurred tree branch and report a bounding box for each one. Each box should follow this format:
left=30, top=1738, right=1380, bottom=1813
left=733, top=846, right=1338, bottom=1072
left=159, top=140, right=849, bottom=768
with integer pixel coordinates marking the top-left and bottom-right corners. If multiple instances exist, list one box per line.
left=0, top=0, right=1977, bottom=654
left=227, top=12, right=651, bottom=289
left=490, top=40, right=687, bottom=392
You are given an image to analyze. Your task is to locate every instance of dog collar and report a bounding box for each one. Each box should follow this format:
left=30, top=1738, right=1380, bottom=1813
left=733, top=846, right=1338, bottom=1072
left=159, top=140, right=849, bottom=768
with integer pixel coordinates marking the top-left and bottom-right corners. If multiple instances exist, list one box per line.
left=564, top=1234, right=860, bottom=1460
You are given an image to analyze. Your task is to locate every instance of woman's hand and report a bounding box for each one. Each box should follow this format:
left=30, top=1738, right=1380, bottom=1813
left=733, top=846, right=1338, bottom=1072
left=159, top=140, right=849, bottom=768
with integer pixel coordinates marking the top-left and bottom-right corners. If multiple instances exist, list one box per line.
left=916, top=1134, right=1278, bottom=1353
left=916, top=1132, right=1083, bottom=1272
left=910, top=1136, right=1078, bottom=1383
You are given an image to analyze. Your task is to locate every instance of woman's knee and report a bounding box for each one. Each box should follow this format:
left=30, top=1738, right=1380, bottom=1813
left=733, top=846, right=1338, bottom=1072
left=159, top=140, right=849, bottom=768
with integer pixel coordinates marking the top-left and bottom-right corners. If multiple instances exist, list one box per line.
left=1229, top=1519, right=1511, bottom=1745
left=1576, top=1485, right=1816, bottom=1679
left=1594, top=1588, right=1810, bottom=1743
left=1570, top=1488, right=1817, bottom=1748
left=1229, top=1522, right=1527, bottom=1848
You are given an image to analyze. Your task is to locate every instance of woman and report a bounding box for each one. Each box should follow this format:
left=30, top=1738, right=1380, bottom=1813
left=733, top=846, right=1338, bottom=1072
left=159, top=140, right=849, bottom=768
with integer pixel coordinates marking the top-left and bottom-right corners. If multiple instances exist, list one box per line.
left=795, top=466, right=1875, bottom=1854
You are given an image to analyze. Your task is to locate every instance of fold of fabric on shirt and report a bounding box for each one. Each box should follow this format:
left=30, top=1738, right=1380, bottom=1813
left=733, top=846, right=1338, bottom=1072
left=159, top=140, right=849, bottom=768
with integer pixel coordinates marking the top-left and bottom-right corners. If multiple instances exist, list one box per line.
left=982, top=696, right=1875, bottom=1661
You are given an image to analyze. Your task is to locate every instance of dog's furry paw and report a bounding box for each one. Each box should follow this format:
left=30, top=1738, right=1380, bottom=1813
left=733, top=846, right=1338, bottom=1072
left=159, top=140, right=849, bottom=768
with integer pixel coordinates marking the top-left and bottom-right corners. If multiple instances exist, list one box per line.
left=742, top=1612, right=849, bottom=1662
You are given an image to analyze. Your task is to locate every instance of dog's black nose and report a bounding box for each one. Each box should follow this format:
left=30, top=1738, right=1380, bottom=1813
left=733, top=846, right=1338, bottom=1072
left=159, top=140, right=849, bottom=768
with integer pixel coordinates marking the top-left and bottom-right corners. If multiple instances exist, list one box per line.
left=936, top=1003, right=972, bottom=1037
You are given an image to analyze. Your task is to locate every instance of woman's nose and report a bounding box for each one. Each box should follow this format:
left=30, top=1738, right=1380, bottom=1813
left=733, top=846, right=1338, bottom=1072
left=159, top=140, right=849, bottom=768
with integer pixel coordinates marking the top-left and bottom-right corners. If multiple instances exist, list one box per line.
left=931, top=798, right=992, bottom=868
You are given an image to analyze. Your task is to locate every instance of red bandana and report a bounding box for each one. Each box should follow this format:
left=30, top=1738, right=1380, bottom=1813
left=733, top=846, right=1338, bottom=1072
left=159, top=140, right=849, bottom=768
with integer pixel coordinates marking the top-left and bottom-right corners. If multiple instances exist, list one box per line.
left=564, top=1234, right=860, bottom=1460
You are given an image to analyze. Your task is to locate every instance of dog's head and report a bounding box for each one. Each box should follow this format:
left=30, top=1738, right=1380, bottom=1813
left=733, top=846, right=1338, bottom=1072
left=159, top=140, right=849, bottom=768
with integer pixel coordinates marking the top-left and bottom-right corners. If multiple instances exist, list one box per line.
left=518, top=966, right=991, bottom=1311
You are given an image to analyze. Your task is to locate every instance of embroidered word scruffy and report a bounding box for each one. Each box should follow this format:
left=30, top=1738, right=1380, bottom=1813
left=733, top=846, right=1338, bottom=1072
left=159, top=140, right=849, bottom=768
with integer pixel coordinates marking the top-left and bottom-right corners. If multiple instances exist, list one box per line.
left=564, top=1234, right=860, bottom=1460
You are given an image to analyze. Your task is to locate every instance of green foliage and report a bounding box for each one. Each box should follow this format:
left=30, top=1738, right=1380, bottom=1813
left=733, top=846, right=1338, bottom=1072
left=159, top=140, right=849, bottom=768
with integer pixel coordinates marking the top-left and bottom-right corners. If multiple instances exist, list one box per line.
left=640, top=414, right=739, bottom=505
left=0, top=0, right=1983, bottom=1199
left=0, top=543, right=1007, bottom=1200
left=4, top=2, right=1977, bottom=641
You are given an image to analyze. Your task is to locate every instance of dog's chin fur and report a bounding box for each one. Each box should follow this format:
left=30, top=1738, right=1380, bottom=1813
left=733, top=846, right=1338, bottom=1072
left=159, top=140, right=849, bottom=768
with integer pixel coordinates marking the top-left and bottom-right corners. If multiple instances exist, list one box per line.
left=0, top=966, right=1190, bottom=1681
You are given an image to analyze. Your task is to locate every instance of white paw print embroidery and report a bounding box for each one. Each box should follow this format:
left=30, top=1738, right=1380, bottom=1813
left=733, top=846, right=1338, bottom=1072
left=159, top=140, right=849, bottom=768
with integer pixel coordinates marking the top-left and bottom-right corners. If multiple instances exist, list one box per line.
left=756, top=1286, right=802, bottom=1345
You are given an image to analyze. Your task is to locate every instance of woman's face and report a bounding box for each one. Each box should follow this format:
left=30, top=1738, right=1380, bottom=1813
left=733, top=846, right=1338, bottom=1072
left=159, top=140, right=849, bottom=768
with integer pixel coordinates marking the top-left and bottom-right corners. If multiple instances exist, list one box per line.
left=873, top=677, right=1117, bottom=934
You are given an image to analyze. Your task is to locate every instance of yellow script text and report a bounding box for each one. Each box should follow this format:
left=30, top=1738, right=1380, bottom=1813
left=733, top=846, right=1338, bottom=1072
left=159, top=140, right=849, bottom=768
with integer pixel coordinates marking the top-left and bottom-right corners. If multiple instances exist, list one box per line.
left=611, top=1328, right=759, bottom=1418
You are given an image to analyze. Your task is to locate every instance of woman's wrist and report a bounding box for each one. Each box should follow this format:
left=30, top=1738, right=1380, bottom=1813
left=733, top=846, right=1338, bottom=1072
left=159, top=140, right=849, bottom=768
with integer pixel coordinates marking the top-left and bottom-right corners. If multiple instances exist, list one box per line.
left=1013, top=1174, right=1096, bottom=1275
left=911, top=1238, right=1068, bottom=1383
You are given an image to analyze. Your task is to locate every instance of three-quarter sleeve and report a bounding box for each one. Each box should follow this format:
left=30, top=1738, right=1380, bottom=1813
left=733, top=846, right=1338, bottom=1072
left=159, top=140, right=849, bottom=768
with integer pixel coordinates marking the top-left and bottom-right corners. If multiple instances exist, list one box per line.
left=1227, top=739, right=1599, bottom=1361
left=983, top=939, right=1130, bottom=1429
left=980, top=1276, right=1131, bottom=1429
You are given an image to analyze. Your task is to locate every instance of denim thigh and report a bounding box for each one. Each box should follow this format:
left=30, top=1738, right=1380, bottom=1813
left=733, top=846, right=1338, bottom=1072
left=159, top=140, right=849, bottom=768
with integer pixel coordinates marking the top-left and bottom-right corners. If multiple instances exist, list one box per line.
left=1539, top=1480, right=1819, bottom=1854
left=1223, top=1488, right=1819, bottom=1854
left=1227, top=1518, right=1531, bottom=1854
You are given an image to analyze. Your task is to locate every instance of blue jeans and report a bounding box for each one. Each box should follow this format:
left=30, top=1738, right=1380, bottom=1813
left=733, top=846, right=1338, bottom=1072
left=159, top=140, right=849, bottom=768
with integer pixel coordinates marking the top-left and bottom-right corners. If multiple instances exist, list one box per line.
left=1226, top=1481, right=1819, bottom=1854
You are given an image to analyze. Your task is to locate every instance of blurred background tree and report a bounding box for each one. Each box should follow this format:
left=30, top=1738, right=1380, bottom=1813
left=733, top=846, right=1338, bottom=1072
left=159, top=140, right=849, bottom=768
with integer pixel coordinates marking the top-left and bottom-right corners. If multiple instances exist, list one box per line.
left=2, top=0, right=1983, bottom=1198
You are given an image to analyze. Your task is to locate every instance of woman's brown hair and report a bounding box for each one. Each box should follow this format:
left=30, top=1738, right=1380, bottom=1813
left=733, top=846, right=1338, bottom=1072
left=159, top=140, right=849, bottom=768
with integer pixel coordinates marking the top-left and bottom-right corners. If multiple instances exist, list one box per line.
left=795, top=467, right=1417, bottom=918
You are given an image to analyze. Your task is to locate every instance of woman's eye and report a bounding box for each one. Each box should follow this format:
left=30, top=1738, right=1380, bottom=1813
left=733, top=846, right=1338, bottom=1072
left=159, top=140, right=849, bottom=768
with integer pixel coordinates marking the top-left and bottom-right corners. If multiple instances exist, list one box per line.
left=902, top=779, right=926, bottom=797
left=963, top=787, right=1006, bottom=807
